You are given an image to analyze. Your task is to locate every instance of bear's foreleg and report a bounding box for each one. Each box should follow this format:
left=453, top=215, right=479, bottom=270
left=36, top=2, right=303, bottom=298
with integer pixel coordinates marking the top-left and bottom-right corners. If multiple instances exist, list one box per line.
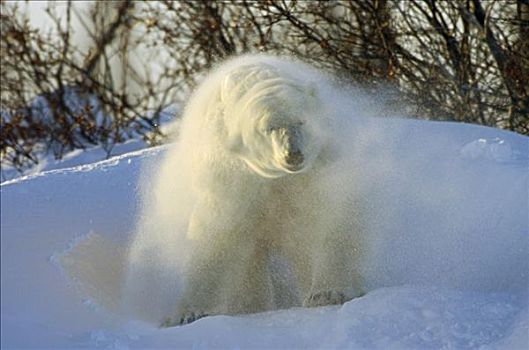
left=303, top=225, right=365, bottom=308
left=164, top=198, right=272, bottom=326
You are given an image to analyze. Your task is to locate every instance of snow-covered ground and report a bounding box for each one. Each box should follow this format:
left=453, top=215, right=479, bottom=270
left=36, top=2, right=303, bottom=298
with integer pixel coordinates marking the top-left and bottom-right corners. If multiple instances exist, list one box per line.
left=1, top=117, right=528, bottom=349
left=0, top=139, right=147, bottom=183
left=0, top=112, right=180, bottom=183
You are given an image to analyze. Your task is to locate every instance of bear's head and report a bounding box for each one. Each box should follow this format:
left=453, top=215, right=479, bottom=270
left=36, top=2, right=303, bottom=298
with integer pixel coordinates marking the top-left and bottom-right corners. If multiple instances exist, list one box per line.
left=221, top=64, right=324, bottom=179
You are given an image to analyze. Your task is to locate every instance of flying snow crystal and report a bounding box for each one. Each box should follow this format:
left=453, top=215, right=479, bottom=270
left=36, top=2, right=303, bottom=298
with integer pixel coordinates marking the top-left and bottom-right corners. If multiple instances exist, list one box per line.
left=123, top=55, right=529, bottom=324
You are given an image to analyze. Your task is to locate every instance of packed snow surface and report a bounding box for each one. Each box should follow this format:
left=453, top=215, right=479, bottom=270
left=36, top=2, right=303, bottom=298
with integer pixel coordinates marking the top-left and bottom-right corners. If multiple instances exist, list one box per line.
left=1, top=56, right=528, bottom=349
left=1, top=117, right=527, bottom=349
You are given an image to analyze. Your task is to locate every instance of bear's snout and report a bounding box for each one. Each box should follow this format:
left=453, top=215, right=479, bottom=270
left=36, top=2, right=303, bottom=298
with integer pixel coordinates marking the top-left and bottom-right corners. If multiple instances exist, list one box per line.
left=285, top=149, right=304, bottom=169
left=282, top=125, right=305, bottom=171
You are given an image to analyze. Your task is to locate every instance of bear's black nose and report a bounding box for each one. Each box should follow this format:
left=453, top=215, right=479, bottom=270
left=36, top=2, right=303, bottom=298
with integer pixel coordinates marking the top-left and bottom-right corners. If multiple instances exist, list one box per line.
left=285, top=149, right=304, bottom=167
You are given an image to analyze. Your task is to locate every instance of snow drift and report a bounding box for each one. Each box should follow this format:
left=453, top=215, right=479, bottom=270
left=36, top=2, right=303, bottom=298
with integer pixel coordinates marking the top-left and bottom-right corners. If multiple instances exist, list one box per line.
left=1, top=55, right=528, bottom=349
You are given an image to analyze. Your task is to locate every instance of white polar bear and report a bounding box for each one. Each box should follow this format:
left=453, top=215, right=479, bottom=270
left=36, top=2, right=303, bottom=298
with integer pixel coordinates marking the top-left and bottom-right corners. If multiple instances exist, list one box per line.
left=163, top=55, right=365, bottom=326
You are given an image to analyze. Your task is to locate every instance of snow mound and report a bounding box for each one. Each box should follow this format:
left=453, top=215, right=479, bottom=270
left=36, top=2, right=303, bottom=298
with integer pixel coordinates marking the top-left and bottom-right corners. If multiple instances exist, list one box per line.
left=459, top=137, right=524, bottom=162
left=1, top=114, right=528, bottom=348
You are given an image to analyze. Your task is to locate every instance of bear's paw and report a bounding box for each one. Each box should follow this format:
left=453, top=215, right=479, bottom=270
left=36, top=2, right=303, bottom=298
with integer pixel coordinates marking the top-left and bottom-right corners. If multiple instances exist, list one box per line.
left=303, top=290, right=350, bottom=308
left=160, top=311, right=209, bottom=327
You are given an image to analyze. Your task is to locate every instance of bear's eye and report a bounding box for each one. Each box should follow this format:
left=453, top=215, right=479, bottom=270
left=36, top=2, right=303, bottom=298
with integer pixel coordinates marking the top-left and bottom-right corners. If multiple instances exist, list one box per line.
left=293, top=121, right=304, bottom=127
left=265, top=121, right=303, bottom=134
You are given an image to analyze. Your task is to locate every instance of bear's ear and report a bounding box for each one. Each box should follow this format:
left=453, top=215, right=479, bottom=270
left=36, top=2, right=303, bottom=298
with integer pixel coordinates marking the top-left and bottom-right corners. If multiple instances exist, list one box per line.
left=221, top=74, right=237, bottom=104
left=221, top=69, right=249, bottom=104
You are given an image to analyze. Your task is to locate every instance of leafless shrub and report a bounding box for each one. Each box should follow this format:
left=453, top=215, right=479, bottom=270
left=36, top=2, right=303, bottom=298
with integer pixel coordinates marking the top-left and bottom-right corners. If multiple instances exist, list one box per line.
left=1, top=0, right=527, bottom=176
left=145, top=0, right=527, bottom=131
left=1, top=1, right=169, bottom=175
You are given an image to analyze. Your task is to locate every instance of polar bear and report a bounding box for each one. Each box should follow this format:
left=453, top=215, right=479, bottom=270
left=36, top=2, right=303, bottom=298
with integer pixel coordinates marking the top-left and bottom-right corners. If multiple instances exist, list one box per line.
left=163, top=55, right=365, bottom=326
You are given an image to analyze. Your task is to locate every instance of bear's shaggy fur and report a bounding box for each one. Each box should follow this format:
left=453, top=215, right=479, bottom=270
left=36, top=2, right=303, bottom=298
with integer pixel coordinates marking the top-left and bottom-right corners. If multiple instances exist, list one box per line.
left=164, top=55, right=365, bottom=326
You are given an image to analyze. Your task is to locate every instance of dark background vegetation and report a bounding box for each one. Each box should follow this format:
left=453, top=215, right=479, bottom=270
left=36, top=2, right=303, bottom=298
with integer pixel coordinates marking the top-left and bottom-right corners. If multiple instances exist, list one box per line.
left=1, top=0, right=528, bottom=174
